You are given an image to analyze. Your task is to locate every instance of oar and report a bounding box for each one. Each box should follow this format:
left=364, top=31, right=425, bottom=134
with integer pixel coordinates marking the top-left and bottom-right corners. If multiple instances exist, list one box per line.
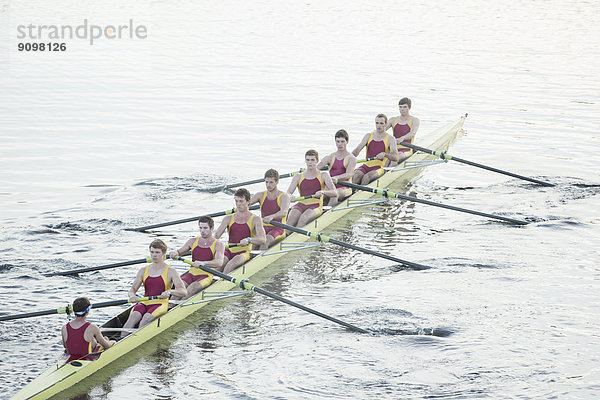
left=177, top=257, right=368, bottom=333
left=44, top=252, right=192, bottom=277
left=269, top=221, right=430, bottom=270
left=0, top=297, right=160, bottom=322
left=130, top=196, right=316, bottom=232
left=356, top=157, right=377, bottom=163
left=336, top=180, right=528, bottom=225
left=398, top=142, right=554, bottom=187
left=206, top=169, right=305, bottom=193
left=129, top=205, right=261, bottom=232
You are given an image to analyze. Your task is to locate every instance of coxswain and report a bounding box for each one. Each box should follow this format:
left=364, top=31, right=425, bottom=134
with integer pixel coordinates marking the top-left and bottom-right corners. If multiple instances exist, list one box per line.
left=316, top=129, right=357, bottom=206
left=122, top=239, right=186, bottom=335
left=169, top=216, right=225, bottom=299
left=214, top=188, right=266, bottom=274
left=286, top=149, right=338, bottom=227
left=249, top=169, right=290, bottom=250
left=386, top=97, right=420, bottom=165
left=351, top=114, right=399, bottom=185
left=61, top=297, right=115, bottom=362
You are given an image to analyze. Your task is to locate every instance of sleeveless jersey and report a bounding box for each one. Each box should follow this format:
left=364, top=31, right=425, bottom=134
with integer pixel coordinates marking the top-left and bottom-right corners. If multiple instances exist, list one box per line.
left=141, top=264, right=171, bottom=307
left=227, top=214, right=255, bottom=254
left=392, top=116, right=414, bottom=151
left=329, top=155, right=350, bottom=177
left=363, top=132, right=390, bottom=168
left=191, top=237, right=217, bottom=262
left=260, top=191, right=287, bottom=226
left=65, top=321, right=93, bottom=356
left=297, top=171, right=325, bottom=207
left=187, top=237, right=217, bottom=279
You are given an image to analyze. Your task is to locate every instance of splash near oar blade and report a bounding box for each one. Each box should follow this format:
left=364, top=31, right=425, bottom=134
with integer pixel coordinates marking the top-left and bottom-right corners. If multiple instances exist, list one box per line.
left=398, top=141, right=554, bottom=187
left=270, top=221, right=431, bottom=270
left=177, top=257, right=367, bottom=333
left=0, top=297, right=160, bottom=322
left=335, top=180, right=529, bottom=225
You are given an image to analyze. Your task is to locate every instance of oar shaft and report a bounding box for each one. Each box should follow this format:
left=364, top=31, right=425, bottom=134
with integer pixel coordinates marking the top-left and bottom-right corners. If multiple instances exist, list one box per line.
left=131, top=205, right=261, bottom=232
left=207, top=169, right=305, bottom=193
left=399, top=142, right=554, bottom=187
left=179, top=258, right=367, bottom=333
left=44, top=252, right=191, bottom=277
left=270, top=221, right=430, bottom=270
left=0, top=297, right=159, bottom=322
left=336, top=181, right=528, bottom=225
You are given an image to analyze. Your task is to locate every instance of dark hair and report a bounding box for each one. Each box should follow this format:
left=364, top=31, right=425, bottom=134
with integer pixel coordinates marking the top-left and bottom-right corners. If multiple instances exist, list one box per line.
left=264, top=168, right=279, bottom=181
left=305, top=149, right=319, bottom=161
left=398, top=97, right=411, bottom=108
left=198, top=216, right=214, bottom=229
left=234, top=188, right=251, bottom=201
left=335, top=129, right=349, bottom=142
left=73, top=297, right=91, bottom=316
left=376, top=113, right=388, bottom=124
left=149, top=239, right=168, bottom=253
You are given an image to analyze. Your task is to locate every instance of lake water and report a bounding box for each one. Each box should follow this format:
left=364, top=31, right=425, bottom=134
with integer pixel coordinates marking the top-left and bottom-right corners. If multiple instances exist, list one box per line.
left=1, top=1, right=599, bottom=399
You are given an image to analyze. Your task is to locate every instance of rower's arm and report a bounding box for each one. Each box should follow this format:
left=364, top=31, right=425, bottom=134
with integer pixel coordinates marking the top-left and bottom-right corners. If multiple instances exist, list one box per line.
left=91, top=324, right=115, bottom=349
left=251, top=217, right=266, bottom=246
left=317, top=154, right=331, bottom=171
left=386, top=136, right=400, bottom=162
left=206, top=241, right=225, bottom=268
left=286, top=174, right=301, bottom=201
left=127, top=268, right=144, bottom=301
left=351, top=133, right=369, bottom=157
left=396, top=117, right=420, bottom=144
left=167, top=269, right=187, bottom=298
left=249, top=191, right=262, bottom=206
left=213, top=216, right=230, bottom=239
left=61, top=325, right=67, bottom=348
left=321, top=172, right=339, bottom=198
left=170, top=238, right=194, bottom=259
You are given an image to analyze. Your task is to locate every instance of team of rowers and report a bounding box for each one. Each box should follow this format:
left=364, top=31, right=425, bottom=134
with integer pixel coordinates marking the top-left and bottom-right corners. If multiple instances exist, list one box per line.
left=62, top=98, right=420, bottom=359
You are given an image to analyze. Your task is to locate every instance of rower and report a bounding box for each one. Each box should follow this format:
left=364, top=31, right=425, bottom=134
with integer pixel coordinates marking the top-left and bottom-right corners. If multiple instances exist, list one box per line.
left=249, top=169, right=290, bottom=250
left=316, top=129, right=357, bottom=206
left=386, top=97, right=420, bottom=165
left=351, top=114, right=399, bottom=185
left=286, top=149, right=338, bottom=227
left=122, top=239, right=186, bottom=335
left=214, top=188, right=266, bottom=274
left=169, top=216, right=225, bottom=300
left=61, top=297, right=115, bottom=362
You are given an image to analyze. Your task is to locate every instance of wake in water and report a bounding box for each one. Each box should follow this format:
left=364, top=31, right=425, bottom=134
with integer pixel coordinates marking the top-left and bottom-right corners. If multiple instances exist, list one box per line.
left=353, top=307, right=455, bottom=337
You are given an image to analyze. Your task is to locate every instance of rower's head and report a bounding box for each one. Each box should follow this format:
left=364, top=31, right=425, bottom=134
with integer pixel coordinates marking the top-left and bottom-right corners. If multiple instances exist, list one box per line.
left=305, top=149, right=319, bottom=169
left=72, top=297, right=91, bottom=318
left=335, top=129, right=349, bottom=151
left=398, top=97, right=411, bottom=115
left=149, top=239, right=167, bottom=262
left=375, top=114, right=387, bottom=133
left=198, top=216, right=214, bottom=238
left=234, top=188, right=251, bottom=211
left=264, top=169, right=279, bottom=192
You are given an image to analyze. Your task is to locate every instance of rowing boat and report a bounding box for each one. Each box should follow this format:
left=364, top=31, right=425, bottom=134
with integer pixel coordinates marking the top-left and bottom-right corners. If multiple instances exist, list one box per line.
left=11, top=115, right=466, bottom=400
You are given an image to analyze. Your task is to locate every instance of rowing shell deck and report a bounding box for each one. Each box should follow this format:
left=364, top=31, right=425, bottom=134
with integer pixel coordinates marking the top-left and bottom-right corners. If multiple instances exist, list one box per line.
left=11, top=115, right=466, bottom=400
